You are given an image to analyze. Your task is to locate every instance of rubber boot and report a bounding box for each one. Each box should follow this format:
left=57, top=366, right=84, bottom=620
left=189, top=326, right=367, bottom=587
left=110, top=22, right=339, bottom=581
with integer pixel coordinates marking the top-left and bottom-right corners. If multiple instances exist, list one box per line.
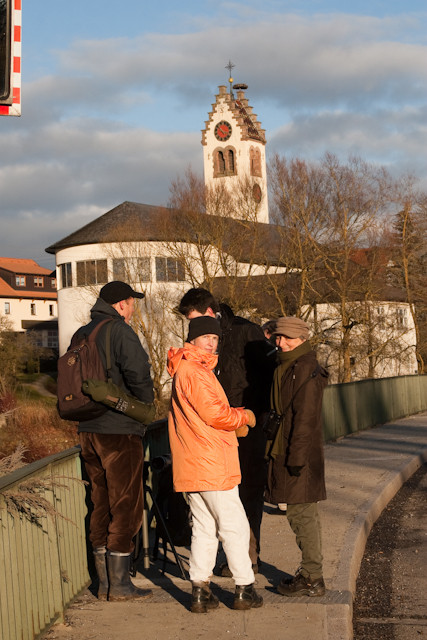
left=190, top=581, right=219, bottom=613
left=93, top=547, right=108, bottom=601
left=107, top=552, right=152, bottom=602
left=233, top=583, right=263, bottom=610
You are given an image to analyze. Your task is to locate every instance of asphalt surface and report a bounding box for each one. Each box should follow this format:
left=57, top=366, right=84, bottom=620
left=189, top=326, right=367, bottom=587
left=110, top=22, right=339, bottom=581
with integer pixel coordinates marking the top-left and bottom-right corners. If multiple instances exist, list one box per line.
left=353, top=463, right=427, bottom=639
left=43, top=412, right=427, bottom=640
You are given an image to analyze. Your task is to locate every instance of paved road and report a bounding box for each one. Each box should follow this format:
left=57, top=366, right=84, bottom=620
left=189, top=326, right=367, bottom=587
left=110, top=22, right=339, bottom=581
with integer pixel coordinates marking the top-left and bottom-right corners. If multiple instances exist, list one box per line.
left=42, top=413, right=427, bottom=640
left=353, top=464, right=427, bottom=639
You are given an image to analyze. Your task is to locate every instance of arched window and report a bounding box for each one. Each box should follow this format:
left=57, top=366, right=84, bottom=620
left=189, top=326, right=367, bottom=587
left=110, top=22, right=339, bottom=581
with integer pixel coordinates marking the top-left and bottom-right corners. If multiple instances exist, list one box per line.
left=213, top=147, right=237, bottom=177
left=217, top=150, right=226, bottom=175
left=250, top=147, right=262, bottom=177
left=228, top=149, right=235, bottom=173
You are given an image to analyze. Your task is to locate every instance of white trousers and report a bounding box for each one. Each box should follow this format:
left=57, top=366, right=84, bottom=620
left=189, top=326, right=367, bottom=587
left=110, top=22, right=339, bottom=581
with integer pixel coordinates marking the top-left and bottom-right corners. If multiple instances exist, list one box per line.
left=187, top=486, right=255, bottom=586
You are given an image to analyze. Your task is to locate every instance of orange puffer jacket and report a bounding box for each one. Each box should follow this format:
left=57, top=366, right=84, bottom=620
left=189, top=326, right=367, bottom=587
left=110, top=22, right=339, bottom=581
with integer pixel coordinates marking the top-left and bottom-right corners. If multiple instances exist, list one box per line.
left=167, top=343, right=249, bottom=493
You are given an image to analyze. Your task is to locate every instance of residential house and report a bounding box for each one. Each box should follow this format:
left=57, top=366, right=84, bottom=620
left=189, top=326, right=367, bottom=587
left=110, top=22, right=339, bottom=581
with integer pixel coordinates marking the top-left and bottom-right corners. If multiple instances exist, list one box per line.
left=0, top=257, right=58, bottom=350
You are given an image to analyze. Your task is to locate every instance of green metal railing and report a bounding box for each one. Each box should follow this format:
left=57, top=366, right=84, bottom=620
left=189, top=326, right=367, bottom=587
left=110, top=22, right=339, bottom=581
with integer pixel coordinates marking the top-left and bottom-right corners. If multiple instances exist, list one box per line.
left=0, top=375, right=426, bottom=640
left=0, top=448, right=89, bottom=640
left=322, top=374, right=427, bottom=441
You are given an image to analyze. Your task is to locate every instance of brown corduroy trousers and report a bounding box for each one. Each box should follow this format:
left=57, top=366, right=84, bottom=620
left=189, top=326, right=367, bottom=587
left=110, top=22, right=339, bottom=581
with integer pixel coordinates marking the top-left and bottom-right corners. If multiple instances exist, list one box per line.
left=79, top=432, right=144, bottom=554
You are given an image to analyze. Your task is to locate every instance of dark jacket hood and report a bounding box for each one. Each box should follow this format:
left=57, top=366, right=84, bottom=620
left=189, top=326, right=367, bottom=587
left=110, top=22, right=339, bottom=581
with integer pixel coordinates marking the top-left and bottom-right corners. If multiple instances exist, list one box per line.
left=90, top=297, right=124, bottom=321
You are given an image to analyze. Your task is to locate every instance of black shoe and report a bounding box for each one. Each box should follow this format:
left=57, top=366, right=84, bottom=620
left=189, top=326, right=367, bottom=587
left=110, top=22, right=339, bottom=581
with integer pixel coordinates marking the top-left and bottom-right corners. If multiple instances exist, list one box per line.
left=107, top=553, right=153, bottom=601
left=191, top=582, right=220, bottom=613
left=233, top=584, right=263, bottom=610
left=277, top=572, right=325, bottom=597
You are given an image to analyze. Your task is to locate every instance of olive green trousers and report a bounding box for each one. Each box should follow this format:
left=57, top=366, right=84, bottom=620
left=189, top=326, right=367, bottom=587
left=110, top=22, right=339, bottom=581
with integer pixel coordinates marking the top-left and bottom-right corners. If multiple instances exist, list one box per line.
left=286, top=502, right=323, bottom=580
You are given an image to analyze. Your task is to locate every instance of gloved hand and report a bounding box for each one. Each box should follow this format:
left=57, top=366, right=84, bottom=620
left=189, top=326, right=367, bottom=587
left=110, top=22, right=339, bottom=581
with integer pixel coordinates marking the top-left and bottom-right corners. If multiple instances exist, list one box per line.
left=235, top=425, right=249, bottom=438
left=287, top=465, right=304, bottom=477
left=244, top=409, right=256, bottom=428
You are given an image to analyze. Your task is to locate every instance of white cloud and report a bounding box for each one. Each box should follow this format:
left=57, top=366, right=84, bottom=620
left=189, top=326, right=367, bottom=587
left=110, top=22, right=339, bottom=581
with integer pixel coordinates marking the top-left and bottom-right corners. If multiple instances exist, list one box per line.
left=0, top=10, right=426, bottom=262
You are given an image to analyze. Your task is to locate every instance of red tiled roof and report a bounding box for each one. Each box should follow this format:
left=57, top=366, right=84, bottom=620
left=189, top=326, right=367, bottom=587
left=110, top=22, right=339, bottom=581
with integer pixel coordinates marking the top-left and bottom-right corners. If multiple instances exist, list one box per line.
left=0, top=257, right=53, bottom=276
left=0, top=277, right=57, bottom=300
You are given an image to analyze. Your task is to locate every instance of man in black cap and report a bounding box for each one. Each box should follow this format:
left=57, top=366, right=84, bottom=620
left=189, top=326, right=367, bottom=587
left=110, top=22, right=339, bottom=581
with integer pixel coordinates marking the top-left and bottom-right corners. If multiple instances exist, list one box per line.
left=76, top=281, right=154, bottom=602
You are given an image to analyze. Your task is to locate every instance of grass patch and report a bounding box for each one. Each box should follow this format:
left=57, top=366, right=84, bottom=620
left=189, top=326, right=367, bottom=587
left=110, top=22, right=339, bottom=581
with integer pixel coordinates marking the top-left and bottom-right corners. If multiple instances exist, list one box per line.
left=0, top=399, right=78, bottom=463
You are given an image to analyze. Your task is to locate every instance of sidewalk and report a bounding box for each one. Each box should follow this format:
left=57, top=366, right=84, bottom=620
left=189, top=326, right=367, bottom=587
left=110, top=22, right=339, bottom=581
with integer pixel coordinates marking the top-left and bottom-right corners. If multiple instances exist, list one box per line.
left=45, top=412, right=427, bottom=640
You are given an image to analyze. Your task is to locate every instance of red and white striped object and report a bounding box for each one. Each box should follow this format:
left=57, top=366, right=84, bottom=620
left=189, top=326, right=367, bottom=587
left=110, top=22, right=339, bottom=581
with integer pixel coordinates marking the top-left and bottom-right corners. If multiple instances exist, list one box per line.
left=0, top=0, right=21, bottom=117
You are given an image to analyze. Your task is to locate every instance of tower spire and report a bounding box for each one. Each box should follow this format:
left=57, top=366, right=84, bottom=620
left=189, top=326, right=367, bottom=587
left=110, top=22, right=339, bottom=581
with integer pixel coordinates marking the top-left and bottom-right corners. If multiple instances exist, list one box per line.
left=225, top=60, right=235, bottom=97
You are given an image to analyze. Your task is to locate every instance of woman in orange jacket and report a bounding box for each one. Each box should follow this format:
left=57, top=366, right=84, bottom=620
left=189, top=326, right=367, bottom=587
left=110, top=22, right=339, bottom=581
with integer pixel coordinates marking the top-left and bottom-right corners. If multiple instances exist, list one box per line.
left=167, top=316, right=263, bottom=613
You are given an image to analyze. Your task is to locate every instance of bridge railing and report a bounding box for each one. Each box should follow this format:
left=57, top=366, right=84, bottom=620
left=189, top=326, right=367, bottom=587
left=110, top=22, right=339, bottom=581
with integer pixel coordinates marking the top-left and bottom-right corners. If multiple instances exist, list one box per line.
left=1, top=374, right=426, bottom=639
left=0, top=448, right=89, bottom=640
left=322, top=374, right=427, bottom=441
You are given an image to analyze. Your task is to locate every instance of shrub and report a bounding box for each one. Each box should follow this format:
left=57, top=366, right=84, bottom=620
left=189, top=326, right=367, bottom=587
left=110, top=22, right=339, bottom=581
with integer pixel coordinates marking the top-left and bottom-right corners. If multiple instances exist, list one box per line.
left=0, top=389, right=17, bottom=413
left=0, top=401, right=78, bottom=463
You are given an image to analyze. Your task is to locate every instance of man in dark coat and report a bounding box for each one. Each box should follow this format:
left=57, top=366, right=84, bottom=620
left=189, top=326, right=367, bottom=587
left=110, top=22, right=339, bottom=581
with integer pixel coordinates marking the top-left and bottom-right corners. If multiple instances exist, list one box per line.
left=76, top=281, right=154, bottom=601
left=178, top=288, right=274, bottom=572
left=264, top=316, right=328, bottom=597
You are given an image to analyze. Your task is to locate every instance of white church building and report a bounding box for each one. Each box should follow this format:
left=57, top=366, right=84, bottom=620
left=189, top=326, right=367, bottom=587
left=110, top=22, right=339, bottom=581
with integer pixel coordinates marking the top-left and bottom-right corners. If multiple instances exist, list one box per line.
left=46, top=81, right=275, bottom=355
left=45, top=78, right=418, bottom=382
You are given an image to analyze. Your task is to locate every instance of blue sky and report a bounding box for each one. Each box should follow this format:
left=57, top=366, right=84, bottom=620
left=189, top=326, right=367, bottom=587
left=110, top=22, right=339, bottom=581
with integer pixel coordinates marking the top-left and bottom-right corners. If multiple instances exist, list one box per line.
left=0, top=0, right=426, bottom=268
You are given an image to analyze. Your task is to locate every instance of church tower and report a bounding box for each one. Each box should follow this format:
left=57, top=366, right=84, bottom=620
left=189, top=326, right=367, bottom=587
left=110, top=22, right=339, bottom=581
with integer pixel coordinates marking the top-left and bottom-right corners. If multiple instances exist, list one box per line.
left=201, top=65, right=269, bottom=224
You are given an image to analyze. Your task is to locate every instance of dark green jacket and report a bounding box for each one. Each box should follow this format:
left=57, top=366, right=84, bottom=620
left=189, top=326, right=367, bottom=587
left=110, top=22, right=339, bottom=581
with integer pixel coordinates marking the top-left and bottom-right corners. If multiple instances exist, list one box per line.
left=77, top=298, right=154, bottom=436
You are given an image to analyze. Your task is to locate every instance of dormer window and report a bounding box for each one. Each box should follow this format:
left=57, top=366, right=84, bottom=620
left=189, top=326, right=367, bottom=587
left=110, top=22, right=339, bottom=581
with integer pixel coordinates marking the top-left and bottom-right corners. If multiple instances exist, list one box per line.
left=16, top=275, right=25, bottom=286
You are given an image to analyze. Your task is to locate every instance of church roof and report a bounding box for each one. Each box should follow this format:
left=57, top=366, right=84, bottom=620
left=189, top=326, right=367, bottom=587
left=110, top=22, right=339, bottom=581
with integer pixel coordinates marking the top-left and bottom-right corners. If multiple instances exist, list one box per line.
left=45, top=200, right=282, bottom=264
left=45, top=202, right=173, bottom=254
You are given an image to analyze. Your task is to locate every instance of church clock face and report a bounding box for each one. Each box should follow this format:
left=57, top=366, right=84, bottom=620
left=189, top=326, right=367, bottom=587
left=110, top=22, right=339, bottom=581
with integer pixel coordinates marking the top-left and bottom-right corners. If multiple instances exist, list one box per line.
left=214, top=120, right=232, bottom=141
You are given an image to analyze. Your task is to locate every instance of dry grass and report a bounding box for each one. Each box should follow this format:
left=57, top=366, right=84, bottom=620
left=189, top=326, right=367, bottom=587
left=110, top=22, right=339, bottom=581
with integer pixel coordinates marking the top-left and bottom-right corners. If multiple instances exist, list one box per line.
left=0, top=400, right=78, bottom=463
left=0, top=443, right=27, bottom=475
left=0, top=445, right=86, bottom=524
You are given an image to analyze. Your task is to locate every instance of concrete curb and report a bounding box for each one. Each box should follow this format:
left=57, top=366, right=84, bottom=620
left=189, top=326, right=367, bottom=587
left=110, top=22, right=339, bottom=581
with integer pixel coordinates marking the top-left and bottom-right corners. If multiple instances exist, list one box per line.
left=327, top=448, right=427, bottom=640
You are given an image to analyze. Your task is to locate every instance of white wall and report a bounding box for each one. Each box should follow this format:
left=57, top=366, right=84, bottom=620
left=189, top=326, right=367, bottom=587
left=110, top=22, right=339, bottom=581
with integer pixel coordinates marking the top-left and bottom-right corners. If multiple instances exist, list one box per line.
left=1, top=296, right=57, bottom=332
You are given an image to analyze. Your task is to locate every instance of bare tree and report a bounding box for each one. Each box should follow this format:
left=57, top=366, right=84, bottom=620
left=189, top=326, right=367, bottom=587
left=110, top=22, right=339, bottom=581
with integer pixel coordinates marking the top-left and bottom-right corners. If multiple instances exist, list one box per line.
left=390, top=179, right=427, bottom=373
left=268, top=153, right=417, bottom=382
left=165, top=166, right=276, bottom=317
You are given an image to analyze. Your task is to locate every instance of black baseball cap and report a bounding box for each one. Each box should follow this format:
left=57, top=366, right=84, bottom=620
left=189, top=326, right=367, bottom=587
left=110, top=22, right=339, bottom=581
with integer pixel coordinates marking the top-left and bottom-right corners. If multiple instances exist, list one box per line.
left=99, top=281, right=145, bottom=304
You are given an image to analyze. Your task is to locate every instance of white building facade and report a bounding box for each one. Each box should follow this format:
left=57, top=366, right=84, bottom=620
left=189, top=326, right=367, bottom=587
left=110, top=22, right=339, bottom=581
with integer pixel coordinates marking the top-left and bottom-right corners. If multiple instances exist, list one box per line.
left=0, top=258, right=58, bottom=349
left=202, top=85, right=269, bottom=224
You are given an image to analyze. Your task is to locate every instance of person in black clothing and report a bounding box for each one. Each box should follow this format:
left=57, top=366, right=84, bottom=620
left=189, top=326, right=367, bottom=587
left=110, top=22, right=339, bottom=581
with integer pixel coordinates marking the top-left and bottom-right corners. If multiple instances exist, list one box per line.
left=178, top=288, right=274, bottom=573
left=76, top=281, right=154, bottom=602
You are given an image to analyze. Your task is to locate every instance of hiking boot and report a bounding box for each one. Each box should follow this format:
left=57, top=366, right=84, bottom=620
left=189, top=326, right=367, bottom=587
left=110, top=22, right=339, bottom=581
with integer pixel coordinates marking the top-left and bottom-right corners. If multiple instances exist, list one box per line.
left=190, top=582, right=220, bottom=613
left=277, top=572, right=325, bottom=597
left=233, top=584, right=263, bottom=610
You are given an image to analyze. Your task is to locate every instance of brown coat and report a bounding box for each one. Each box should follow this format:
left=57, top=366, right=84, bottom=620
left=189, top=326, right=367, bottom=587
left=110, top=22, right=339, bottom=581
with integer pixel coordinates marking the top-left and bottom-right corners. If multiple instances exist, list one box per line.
left=265, top=350, right=328, bottom=505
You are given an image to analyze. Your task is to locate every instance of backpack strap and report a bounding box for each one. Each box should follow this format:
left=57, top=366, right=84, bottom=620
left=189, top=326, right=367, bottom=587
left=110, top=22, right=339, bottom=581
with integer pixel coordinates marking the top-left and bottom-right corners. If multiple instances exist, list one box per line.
left=73, top=317, right=114, bottom=380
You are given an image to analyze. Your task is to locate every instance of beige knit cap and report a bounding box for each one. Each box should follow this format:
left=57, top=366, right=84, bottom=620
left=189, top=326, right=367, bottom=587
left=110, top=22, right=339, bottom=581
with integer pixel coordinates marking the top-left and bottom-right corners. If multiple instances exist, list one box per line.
left=273, top=317, right=310, bottom=340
